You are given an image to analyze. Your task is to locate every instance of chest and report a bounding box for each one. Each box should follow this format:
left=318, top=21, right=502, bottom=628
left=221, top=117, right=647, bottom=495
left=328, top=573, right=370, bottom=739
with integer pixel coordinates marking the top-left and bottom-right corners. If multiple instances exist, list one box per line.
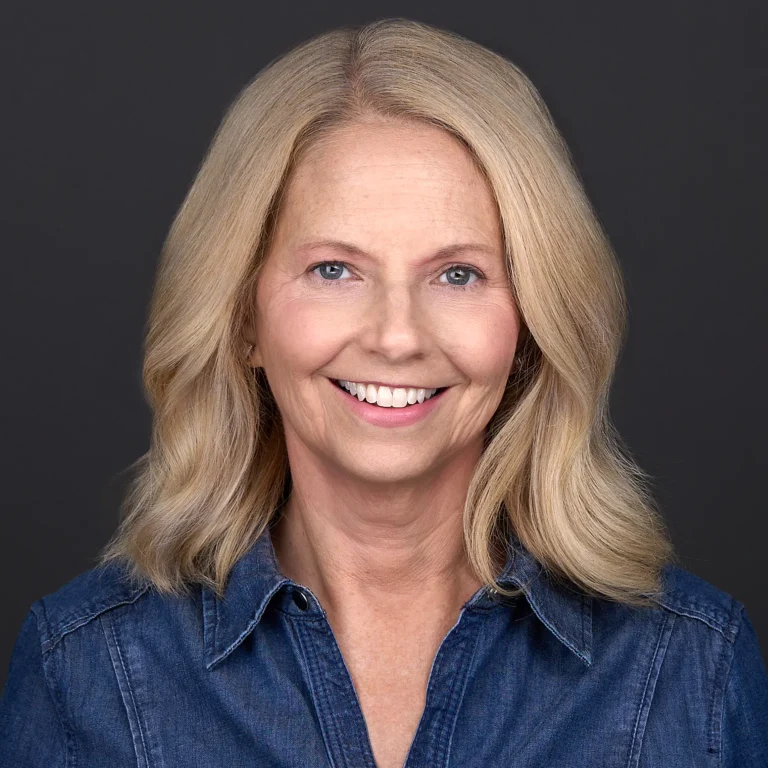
left=55, top=591, right=718, bottom=768
left=346, top=657, right=434, bottom=768
left=335, top=633, right=443, bottom=768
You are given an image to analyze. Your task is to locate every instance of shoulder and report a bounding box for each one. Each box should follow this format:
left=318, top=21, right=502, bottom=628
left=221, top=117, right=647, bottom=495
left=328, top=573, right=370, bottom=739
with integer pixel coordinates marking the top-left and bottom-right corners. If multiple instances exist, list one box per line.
left=32, top=561, right=153, bottom=653
left=643, top=564, right=768, bottom=760
left=651, top=560, right=743, bottom=643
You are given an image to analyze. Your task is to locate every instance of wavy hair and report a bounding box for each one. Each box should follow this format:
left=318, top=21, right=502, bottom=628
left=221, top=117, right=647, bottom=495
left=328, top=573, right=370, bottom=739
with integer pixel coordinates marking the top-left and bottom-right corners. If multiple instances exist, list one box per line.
left=99, top=17, right=676, bottom=607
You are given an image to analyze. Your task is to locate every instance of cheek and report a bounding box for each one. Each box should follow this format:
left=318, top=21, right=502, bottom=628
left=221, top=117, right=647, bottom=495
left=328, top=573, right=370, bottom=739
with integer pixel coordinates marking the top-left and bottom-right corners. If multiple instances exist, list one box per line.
left=256, top=291, right=345, bottom=376
left=437, top=298, right=520, bottom=379
left=254, top=294, right=340, bottom=429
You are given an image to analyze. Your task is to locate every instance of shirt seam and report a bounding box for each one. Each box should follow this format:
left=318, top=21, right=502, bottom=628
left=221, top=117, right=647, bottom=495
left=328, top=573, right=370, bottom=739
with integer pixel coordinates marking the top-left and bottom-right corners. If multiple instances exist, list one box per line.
left=41, top=583, right=152, bottom=654
left=713, top=598, right=743, bottom=766
left=102, top=611, right=152, bottom=766
left=651, top=597, right=737, bottom=642
left=285, top=615, right=376, bottom=768
left=626, top=609, right=676, bottom=767
left=33, top=600, right=76, bottom=767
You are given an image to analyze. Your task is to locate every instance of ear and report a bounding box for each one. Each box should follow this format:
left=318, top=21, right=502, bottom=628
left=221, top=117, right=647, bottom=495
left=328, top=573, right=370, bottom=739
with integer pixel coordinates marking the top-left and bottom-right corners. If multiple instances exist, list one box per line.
left=247, top=343, right=263, bottom=368
left=242, top=330, right=263, bottom=368
left=241, top=303, right=263, bottom=368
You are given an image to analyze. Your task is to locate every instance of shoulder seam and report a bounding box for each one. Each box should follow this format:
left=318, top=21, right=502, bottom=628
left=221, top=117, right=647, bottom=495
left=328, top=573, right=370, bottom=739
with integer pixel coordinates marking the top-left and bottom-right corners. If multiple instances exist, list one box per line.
left=652, top=594, right=739, bottom=642
left=39, top=581, right=152, bottom=655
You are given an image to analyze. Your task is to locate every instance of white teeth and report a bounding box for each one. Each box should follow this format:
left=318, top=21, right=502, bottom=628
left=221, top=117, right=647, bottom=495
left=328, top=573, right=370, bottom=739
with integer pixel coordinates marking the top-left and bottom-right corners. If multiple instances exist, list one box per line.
left=337, top=380, right=439, bottom=408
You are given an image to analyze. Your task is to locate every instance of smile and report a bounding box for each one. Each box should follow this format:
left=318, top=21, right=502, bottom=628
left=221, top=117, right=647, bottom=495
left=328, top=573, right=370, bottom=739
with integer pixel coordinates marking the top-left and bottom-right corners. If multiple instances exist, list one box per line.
left=326, top=376, right=451, bottom=428
left=331, top=379, right=448, bottom=408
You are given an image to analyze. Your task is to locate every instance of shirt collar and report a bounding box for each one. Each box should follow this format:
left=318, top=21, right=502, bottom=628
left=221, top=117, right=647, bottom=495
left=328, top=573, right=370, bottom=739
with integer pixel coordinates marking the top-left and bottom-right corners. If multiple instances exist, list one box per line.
left=495, top=530, right=593, bottom=666
left=202, top=523, right=593, bottom=669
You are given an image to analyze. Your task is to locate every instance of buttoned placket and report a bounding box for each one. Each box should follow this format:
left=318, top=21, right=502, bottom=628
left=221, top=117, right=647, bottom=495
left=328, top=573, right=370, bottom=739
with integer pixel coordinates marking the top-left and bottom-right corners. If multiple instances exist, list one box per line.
left=280, top=582, right=503, bottom=768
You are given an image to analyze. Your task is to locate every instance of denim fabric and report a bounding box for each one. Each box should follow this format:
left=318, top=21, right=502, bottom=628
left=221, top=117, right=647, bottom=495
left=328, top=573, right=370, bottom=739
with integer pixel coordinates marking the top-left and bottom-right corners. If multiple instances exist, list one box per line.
left=1, top=523, right=767, bottom=767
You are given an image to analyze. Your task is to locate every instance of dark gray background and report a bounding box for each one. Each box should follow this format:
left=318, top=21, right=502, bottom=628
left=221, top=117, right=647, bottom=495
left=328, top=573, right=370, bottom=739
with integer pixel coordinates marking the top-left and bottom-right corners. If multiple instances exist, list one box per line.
left=2, top=0, right=766, bottom=688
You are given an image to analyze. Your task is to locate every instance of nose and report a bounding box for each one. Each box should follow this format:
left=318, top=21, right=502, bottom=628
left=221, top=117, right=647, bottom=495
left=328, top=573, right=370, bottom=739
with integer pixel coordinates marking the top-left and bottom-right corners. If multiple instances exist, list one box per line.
left=359, top=280, right=427, bottom=360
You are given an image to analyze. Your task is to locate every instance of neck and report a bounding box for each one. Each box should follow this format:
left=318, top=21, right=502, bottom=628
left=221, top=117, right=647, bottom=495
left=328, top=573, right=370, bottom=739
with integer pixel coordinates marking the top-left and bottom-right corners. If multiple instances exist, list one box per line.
left=275, top=498, right=479, bottom=604
left=270, top=440, right=488, bottom=622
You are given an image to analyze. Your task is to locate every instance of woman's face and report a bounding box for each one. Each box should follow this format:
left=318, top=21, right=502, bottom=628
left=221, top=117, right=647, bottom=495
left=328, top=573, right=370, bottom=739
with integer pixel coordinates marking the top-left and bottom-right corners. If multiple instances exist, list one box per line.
left=248, top=118, right=521, bottom=485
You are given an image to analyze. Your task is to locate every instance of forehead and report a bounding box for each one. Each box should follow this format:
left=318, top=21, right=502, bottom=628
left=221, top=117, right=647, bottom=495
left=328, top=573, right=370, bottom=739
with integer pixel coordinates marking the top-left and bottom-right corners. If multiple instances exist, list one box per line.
left=276, top=120, right=501, bottom=247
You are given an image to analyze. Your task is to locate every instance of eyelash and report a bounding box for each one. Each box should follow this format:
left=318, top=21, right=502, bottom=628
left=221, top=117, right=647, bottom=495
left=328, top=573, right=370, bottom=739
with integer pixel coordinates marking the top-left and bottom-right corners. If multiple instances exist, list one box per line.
left=307, top=261, right=485, bottom=291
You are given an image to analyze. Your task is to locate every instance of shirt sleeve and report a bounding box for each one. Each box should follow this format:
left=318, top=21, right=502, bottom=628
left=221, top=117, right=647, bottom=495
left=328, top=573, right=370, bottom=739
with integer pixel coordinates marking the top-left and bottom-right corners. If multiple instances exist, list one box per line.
left=721, top=601, right=768, bottom=765
left=0, top=604, right=68, bottom=766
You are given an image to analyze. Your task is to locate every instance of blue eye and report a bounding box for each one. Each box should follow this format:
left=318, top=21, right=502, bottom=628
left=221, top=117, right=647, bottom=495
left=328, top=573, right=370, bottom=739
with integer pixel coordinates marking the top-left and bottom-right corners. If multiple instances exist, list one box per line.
left=438, top=264, right=482, bottom=289
left=309, top=262, right=484, bottom=290
left=312, top=262, right=352, bottom=283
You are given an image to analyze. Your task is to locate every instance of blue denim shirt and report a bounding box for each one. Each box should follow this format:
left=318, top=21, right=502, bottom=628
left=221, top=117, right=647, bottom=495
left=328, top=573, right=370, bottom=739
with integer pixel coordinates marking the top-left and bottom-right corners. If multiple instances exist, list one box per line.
left=2, top=524, right=767, bottom=767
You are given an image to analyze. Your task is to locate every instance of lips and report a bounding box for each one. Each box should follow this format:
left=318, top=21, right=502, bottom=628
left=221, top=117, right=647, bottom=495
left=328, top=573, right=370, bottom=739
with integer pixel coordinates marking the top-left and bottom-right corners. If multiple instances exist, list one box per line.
left=327, top=375, right=450, bottom=425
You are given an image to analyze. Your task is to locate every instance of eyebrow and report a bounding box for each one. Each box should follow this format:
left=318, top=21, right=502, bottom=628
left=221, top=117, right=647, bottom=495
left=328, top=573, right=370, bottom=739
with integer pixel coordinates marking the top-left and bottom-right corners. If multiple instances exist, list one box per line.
left=295, top=239, right=499, bottom=263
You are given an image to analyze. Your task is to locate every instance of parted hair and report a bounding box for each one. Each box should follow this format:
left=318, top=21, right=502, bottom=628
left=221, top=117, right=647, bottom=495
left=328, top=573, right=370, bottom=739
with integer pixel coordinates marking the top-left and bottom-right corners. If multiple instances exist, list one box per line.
left=99, top=17, right=676, bottom=606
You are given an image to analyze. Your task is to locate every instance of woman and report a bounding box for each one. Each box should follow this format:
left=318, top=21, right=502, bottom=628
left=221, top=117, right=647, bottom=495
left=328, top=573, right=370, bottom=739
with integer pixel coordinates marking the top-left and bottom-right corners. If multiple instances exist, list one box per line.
left=1, top=17, right=766, bottom=767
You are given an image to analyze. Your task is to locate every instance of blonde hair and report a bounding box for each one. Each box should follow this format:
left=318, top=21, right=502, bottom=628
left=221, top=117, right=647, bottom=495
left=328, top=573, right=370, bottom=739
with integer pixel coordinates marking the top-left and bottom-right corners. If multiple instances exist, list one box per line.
left=99, top=17, right=676, bottom=607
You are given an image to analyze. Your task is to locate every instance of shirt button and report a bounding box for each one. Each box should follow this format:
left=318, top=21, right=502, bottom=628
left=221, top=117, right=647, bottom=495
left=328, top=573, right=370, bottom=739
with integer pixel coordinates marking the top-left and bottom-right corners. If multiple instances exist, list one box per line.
left=292, top=589, right=309, bottom=611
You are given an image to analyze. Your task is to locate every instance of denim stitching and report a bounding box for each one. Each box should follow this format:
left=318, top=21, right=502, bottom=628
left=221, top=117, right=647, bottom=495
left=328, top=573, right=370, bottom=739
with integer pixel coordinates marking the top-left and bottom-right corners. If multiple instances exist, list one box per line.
left=36, top=602, right=77, bottom=767
left=300, top=621, right=346, bottom=765
left=42, top=584, right=151, bottom=654
left=442, top=613, right=484, bottom=768
left=653, top=590, right=736, bottom=641
left=433, top=628, right=475, bottom=765
left=290, top=616, right=377, bottom=768
left=101, top=613, right=151, bottom=767
left=710, top=599, right=741, bottom=763
left=626, top=610, right=676, bottom=767
left=310, top=619, right=377, bottom=768
left=283, top=618, right=339, bottom=768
